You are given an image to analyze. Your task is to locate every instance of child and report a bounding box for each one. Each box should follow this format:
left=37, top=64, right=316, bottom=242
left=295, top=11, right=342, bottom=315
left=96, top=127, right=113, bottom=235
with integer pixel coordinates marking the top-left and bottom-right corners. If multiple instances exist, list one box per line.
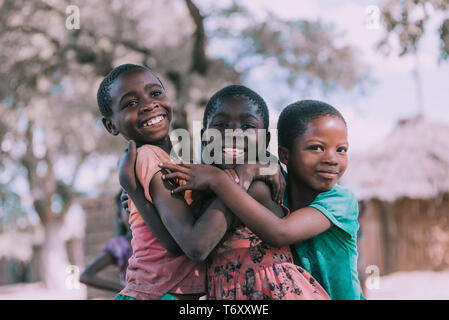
left=98, top=64, right=237, bottom=300
left=165, top=100, right=363, bottom=300
left=158, top=85, right=330, bottom=300
left=80, top=190, right=132, bottom=292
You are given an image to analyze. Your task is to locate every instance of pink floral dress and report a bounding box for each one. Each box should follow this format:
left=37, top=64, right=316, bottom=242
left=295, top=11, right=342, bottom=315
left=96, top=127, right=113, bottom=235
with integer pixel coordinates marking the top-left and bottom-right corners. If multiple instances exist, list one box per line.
left=206, top=225, right=330, bottom=300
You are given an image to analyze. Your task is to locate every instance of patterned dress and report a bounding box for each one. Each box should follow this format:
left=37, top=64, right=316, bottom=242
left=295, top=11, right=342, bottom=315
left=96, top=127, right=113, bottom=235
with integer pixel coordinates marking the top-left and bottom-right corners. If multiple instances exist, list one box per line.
left=207, top=225, right=331, bottom=300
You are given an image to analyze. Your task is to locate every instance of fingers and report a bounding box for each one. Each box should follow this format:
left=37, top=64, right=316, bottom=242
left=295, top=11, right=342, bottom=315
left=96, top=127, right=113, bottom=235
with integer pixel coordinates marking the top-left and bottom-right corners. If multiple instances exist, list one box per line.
left=128, top=140, right=136, bottom=159
left=224, top=169, right=239, bottom=184
left=272, top=178, right=279, bottom=203
left=278, top=170, right=286, bottom=204
left=266, top=170, right=284, bottom=204
left=120, top=190, right=130, bottom=214
left=159, top=162, right=190, bottom=174
left=170, top=184, right=191, bottom=194
left=118, top=140, right=138, bottom=189
left=162, top=172, right=190, bottom=181
left=123, top=140, right=137, bottom=165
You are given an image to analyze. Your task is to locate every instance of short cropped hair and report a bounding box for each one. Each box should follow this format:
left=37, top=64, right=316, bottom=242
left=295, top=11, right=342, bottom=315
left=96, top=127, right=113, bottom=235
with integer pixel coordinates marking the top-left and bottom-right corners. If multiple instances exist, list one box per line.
left=277, top=100, right=346, bottom=149
left=97, top=64, right=149, bottom=118
left=203, top=85, right=270, bottom=129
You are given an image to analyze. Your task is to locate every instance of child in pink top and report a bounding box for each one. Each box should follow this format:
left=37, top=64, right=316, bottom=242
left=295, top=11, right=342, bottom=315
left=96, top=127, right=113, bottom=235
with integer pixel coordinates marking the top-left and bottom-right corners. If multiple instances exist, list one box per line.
left=98, top=64, right=234, bottom=299
left=120, top=145, right=206, bottom=299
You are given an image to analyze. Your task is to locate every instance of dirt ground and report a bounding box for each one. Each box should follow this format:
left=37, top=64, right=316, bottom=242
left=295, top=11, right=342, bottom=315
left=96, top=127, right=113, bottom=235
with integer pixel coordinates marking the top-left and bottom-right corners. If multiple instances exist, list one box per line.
left=1, top=270, right=449, bottom=300
left=365, top=270, right=449, bottom=300
left=0, top=282, right=87, bottom=300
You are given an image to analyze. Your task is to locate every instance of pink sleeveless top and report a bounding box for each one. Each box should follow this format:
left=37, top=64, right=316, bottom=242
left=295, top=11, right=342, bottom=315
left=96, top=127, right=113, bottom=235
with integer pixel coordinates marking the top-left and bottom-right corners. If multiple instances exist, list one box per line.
left=119, top=145, right=206, bottom=300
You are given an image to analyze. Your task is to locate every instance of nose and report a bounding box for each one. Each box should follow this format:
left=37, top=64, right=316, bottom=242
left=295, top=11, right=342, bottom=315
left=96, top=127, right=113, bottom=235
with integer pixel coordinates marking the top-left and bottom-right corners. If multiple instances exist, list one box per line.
left=322, top=149, right=338, bottom=165
left=139, top=101, right=159, bottom=114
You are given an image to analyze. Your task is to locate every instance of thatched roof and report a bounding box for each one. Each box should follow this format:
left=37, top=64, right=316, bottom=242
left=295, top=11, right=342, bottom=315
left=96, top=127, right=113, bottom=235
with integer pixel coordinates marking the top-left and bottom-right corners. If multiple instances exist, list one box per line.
left=343, top=114, right=449, bottom=202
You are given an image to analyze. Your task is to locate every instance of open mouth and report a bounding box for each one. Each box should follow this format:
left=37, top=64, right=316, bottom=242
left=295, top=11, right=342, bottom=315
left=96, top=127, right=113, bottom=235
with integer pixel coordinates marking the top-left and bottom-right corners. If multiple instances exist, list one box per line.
left=222, top=147, right=245, bottom=158
left=141, top=114, right=166, bottom=128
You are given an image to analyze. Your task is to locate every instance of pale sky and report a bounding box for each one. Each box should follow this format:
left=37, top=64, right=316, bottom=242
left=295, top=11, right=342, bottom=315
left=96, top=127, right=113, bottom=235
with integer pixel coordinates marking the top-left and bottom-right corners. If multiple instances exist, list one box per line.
left=201, top=0, right=449, bottom=155
left=72, top=1, right=449, bottom=195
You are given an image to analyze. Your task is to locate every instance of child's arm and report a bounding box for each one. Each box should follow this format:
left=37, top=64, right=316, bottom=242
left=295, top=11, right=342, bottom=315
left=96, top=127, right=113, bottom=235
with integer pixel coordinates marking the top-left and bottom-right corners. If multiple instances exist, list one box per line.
left=162, top=163, right=332, bottom=248
left=150, top=171, right=233, bottom=261
left=120, top=141, right=233, bottom=261
left=234, top=163, right=286, bottom=204
left=80, top=252, right=124, bottom=292
left=118, top=141, right=182, bottom=255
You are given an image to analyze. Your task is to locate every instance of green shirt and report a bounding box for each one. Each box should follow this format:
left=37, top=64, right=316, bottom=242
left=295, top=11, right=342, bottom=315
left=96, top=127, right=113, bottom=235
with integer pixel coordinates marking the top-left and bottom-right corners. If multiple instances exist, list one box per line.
left=284, top=173, right=364, bottom=300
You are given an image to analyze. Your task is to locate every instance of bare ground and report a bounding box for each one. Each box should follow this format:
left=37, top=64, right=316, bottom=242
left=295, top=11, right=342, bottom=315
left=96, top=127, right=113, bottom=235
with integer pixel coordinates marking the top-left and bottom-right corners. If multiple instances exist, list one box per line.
left=1, top=270, right=449, bottom=300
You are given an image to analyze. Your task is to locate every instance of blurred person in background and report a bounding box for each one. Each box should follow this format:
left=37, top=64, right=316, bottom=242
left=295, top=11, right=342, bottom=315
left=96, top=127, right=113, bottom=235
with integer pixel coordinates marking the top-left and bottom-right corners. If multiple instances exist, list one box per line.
left=80, top=190, right=132, bottom=292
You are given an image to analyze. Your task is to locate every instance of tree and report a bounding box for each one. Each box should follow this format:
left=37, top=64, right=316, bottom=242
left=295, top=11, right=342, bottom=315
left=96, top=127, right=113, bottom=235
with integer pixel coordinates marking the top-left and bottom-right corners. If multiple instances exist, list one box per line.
left=378, top=0, right=449, bottom=59
left=0, top=0, right=368, bottom=289
left=0, top=0, right=239, bottom=289
left=202, top=2, right=370, bottom=103
left=377, top=0, right=449, bottom=112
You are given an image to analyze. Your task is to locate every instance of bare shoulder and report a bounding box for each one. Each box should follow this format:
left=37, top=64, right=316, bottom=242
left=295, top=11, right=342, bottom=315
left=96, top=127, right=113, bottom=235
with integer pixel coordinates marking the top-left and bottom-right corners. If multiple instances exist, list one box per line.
left=248, top=180, right=284, bottom=218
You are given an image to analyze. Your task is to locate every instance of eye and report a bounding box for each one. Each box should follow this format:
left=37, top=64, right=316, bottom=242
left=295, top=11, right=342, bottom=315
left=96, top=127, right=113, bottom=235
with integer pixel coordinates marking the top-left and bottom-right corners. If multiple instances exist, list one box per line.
left=242, top=123, right=257, bottom=130
left=308, top=145, right=324, bottom=151
left=123, top=99, right=138, bottom=109
left=212, top=122, right=227, bottom=128
left=150, top=89, right=165, bottom=99
left=337, top=146, right=348, bottom=154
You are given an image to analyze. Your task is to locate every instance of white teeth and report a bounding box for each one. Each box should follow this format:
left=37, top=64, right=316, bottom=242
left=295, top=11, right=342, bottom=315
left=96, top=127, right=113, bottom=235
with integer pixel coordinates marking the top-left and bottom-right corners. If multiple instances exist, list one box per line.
left=223, top=148, right=244, bottom=155
left=143, top=115, right=164, bottom=127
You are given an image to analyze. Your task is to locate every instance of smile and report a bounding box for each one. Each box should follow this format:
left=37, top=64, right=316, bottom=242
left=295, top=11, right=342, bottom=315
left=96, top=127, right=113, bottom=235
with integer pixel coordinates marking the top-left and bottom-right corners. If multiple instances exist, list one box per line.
left=141, top=114, right=165, bottom=128
left=316, top=171, right=339, bottom=179
left=222, top=147, right=245, bottom=158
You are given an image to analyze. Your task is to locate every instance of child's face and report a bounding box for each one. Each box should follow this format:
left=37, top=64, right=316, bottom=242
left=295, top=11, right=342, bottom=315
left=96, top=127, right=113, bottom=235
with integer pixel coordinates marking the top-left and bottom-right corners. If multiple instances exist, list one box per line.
left=283, top=116, right=348, bottom=192
left=103, top=69, right=172, bottom=145
left=204, top=96, right=267, bottom=169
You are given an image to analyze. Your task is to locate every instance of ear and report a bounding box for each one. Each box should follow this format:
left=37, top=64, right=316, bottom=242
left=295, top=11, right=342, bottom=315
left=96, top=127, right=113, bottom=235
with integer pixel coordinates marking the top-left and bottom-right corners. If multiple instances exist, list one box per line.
left=278, top=146, right=289, bottom=166
left=102, top=117, right=120, bottom=136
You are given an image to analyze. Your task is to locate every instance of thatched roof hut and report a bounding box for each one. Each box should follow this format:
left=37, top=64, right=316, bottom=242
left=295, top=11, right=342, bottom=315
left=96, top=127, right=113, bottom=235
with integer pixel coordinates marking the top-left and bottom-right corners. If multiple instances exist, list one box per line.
left=343, top=115, right=449, bottom=275
left=344, top=114, right=449, bottom=202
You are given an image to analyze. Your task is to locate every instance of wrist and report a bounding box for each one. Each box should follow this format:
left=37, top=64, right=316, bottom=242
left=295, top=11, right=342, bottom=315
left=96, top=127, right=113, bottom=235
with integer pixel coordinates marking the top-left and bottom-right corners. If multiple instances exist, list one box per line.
left=210, top=169, right=231, bottom=193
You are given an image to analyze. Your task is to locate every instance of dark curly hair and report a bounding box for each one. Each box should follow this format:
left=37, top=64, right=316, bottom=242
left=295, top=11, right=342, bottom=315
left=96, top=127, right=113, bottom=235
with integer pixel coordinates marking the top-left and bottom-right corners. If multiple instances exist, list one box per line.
left=202, top=85, right=270, bottom=129
left=277, top=100, right=346, bottom=149
left=97, top=64, right=150, bottom=117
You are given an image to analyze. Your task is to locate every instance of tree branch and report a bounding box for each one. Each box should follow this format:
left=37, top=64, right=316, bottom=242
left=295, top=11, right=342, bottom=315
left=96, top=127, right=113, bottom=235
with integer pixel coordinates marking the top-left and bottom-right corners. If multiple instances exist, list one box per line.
left=185, top=0, right=208, bottom=74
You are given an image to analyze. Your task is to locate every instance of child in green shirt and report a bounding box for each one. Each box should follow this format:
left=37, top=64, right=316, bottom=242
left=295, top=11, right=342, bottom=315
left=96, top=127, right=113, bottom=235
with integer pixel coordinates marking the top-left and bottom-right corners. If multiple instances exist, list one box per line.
left=164, top=100, right=364, bottom=300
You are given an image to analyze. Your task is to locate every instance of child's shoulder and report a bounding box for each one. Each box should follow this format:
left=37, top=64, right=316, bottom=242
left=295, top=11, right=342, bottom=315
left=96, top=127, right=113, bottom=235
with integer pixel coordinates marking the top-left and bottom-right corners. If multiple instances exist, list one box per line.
left=310, top=184, right=359, bottom=229
left=136, top=144, right=171, bottom=163
left=137, top=144, right=166, bottom=155
left=323, top=184, right=357, bottom=203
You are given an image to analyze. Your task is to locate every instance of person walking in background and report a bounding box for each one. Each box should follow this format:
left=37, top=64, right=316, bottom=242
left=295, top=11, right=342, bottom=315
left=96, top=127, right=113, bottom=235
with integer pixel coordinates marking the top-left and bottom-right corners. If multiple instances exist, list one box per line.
left=80, top=190, right=132, bottom=292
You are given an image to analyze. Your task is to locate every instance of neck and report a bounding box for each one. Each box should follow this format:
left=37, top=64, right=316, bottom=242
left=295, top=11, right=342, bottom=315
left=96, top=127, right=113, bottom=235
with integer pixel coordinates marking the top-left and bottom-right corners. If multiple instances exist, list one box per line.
left=136, top=136, right=173, bottom=154
left=287, top=176, right=319, bottom=211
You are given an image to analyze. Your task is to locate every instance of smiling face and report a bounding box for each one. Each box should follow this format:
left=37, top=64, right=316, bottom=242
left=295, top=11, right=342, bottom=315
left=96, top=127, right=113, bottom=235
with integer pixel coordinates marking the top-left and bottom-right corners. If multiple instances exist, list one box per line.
left=204, top=96, right=268, bottom=169
left=102, top=68, right=172, bottom=146
left=280, top=115, right=348, bottom=192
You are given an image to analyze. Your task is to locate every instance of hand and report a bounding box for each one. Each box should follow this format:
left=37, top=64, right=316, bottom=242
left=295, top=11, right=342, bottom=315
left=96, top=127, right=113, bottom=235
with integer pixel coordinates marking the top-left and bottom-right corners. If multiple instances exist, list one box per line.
left=118, top=140, right=139, bottom=193
left=120, top=190, right=130, bottom=215
left=263, top=165, right=286, bottom=204
left=158, top=162, right=225, bottom=194
left=223, top=169, right=240, bottom=184
left=235, top=163, right=286, bottom=204
left=234, top=164, right=258, bottom=191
